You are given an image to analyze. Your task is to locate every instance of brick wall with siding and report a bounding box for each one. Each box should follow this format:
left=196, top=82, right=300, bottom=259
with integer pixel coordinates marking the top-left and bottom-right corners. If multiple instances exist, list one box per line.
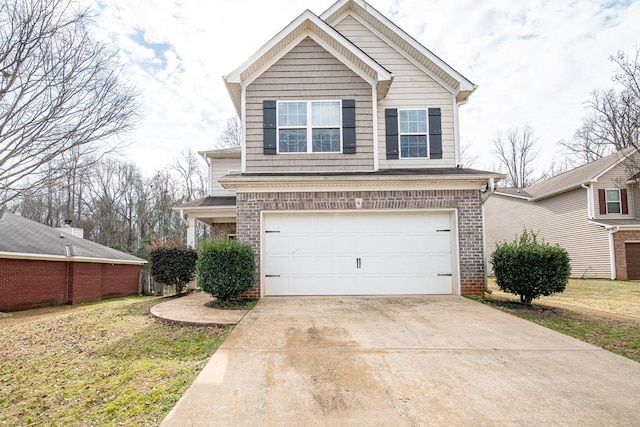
left=0, top=259, right=141, bottom=312
left=613, top=230, right=640, bottom=280
left=236, top=189, right=485, bottom=296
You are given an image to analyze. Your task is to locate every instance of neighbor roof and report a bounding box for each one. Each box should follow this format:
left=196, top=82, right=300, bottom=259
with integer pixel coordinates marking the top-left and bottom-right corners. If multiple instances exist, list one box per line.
left=495, top=149, right=636, bottom=201
left=0, top=211, right=146, bottom=265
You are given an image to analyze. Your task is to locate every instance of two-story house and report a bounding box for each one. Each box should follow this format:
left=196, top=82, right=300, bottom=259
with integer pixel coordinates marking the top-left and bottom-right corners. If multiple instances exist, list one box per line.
left=485, top=149, right=640, bottom=281
left=176, top=0, right=503, bottom=297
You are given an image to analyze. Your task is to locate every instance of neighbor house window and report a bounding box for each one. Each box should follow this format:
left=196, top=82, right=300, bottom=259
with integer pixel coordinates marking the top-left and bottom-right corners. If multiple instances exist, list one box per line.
left=605, top=189, right=621, bottom=214
left=278, top=101, right=341, bottom=153
left=399, top=109, right=428, bottom=158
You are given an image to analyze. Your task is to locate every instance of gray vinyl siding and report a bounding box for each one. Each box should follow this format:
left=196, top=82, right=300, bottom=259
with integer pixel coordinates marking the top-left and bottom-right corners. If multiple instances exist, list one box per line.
left=485, top=189, right=611, bottom=278
left=210, top=158, right=241, bottom=196
left=593, top=165, right=636, bottom=219
left=245, top=37, right=373, bottom=173
left=333, top=15, right=456, bottom=169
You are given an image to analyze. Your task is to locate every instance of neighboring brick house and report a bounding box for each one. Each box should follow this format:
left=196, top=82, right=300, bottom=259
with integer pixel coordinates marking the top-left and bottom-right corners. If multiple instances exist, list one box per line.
left=0, top=211, right=146, bottom=312
left=485, top=149, right=640, bottom=281
left=176, top=0, right=502, bottom=297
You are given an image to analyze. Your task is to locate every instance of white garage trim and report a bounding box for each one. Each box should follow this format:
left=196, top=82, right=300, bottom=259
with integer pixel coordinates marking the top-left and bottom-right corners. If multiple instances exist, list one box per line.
left=260, top=209, right=460, bottom=296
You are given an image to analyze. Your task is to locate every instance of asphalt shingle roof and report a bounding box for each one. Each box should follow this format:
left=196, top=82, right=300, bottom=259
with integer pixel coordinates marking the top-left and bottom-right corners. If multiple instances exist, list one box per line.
left=0, top=211, right=146, bottom=264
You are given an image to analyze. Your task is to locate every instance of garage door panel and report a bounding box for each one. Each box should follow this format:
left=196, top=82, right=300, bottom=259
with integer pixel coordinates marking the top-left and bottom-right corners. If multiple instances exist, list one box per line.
left=264, top=212, right=455, bottom=295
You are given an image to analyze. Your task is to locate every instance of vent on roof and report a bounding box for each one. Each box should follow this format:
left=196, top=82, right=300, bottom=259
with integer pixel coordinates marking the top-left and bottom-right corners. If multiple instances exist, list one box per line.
left=56, top=227, right=84, bottom=239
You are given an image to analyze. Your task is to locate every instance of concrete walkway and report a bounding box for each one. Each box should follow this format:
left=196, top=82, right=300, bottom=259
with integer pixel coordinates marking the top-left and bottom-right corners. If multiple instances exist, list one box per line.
left=150, top=291, right=249, bottom=325
left=160, top=296, right=640, bottom=426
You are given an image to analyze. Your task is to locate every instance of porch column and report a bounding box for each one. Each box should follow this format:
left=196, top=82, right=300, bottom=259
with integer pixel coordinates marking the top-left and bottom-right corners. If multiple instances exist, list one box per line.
left=187, top=217, right=198, bottom=249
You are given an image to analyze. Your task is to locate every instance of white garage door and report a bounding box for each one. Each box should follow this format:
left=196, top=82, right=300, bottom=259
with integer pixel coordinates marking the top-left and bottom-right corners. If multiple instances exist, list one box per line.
left=263, top=211, right=455, bottom=295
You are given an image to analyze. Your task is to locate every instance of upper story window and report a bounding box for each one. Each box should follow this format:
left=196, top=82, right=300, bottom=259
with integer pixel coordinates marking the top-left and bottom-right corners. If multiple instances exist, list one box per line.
left=278, top=101, right=341, bottom=153
left=399, top=109, right=428, bottom=158
left=598, top=188, right=628, bottom=215
left=605, top=189, right=621, bottom=214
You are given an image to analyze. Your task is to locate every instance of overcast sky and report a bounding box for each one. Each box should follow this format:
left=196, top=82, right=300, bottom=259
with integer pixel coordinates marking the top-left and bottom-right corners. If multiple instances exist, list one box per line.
left=88, top=0, right=639, bottom=176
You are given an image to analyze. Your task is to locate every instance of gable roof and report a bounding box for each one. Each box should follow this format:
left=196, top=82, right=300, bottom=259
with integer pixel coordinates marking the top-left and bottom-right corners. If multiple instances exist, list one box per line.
left=223, top=9, right=393, bottom=116
left=223, top=0, right=478, bottom=115
left=0, top=211, right=146, bottom=265
left=320, top=0, right=476, bottom=103
left=495, top=149, right=636, bottom=201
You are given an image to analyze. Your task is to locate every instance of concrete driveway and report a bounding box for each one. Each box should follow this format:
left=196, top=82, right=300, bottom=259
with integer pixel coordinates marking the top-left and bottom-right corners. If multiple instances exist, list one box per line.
left=161, top=296, right=640, bottom=426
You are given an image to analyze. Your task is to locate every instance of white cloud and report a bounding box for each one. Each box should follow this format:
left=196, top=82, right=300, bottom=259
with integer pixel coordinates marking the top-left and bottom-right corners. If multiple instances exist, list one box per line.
left=86, top=0, right=639, bottom=177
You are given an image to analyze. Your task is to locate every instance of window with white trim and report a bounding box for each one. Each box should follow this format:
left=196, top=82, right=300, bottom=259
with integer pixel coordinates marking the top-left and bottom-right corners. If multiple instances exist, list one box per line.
left=278, top=101, right=342, bottom=153
left=399, top=109, right=429, bottom=158
left=605, top=189, right=621, bottom=214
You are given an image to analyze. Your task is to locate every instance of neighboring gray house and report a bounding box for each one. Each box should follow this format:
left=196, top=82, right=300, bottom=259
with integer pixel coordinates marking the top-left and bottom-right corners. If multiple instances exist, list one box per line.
left=177, top=0, right=503, bottom=297
left=485, top=150, right=640, bottom=281
left=0, top=211, right=146, bottom=311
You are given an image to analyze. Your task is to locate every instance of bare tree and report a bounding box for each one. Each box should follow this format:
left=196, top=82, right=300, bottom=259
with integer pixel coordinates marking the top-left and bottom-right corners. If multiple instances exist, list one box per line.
left=0, top=0, right=138, bottom=207
left=217, top=115, right=242, bottom=148
left=171, top=149, right=207, bottom=202
left=459, top=142, right=479, bottom=168
left=562, top=47, right=640, bottom=165
left=492, top=125, right=540, bottom=188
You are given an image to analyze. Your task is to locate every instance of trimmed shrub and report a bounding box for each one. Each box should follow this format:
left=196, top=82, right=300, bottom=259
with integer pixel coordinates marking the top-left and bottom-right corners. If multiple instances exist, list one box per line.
left=197, top=239, right=256, bottom=302
left=149, top=247, right=198, bottom=296
left=490, top=230, right=571, bottom=305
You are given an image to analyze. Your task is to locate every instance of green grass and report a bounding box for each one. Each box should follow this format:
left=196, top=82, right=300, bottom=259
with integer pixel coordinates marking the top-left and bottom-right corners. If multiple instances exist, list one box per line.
left=482, top=278, right=640, bottom=363
left=0, top=297, right=230, bottom=426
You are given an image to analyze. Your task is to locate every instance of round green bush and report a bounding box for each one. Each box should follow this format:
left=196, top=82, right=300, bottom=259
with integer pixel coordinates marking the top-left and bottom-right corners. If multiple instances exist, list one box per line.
left=490, top=230, right=571, bottom=305
left=149, top=247, right=197, bottom=295
left=197, top=239, right=256, bottom=302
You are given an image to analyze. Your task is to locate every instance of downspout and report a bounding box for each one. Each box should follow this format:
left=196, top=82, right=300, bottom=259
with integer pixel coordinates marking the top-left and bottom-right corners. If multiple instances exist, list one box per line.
left=481, top=178, right=495, bottom=294
left=581, top=183, right=594, bottom=219
left=608, top=226, right=618, bottom=280
left=178, top=209, right=189, bottom=226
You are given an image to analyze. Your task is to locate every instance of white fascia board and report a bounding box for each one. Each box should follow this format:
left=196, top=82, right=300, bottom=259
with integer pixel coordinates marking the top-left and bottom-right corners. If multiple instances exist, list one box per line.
left=493, top=191, right=531, bottom=201
left=0, top=252, right=146, bottom=265
left=322, top=0, right=475, bottom=92
left=225, top=10, right=391, bottom=87
left=219, top=175, right=499, bottom=193
left=530, top=180, right=596, bottom=202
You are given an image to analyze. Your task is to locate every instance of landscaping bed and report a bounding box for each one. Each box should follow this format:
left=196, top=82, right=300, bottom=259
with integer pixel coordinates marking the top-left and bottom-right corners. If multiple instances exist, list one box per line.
left=0, top=297, right=230, bottom=426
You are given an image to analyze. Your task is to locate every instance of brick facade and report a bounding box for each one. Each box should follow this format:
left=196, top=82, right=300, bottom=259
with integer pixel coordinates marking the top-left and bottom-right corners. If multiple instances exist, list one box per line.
left=0, top=258, right=141, bottom=312
left=235, top=189, right=486, bottom=296
left=613, top=230, right=640, bottom=280
left=210, top=223, right=237, bottom=240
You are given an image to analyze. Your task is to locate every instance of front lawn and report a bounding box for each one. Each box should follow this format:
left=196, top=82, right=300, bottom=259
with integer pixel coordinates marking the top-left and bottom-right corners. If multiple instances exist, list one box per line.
left=482, top=278, right=640, bottom=363
left=0, top=297, right=230, bottom=426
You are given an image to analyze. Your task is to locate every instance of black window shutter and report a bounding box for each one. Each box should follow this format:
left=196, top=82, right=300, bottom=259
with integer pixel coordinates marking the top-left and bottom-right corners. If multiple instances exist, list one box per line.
left=621, top=189, right=629, bottom=214
left=263, top=100, right=277, bottom=155
left=342, top=99, right=356, bottom=154
left=598, top=189, right=607, bottom=215
left=428, top=108, right=442, bottom=159
left=385, top=109, right=399, bottom=159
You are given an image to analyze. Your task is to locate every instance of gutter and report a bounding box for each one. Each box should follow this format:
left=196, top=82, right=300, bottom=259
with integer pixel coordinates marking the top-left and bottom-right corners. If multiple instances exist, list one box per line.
left=178, top=209, right=189, bottom=227
left=0, top=252, right=146, bottom=265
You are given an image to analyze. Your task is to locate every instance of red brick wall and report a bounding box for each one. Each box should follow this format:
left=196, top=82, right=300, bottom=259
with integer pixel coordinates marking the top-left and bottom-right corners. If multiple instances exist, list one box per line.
left=0, top=259, right=68, bottom=311
left=613, top=230, right=640, bottom=280
left=0, top=259, right=141, bottom=312
left=69, top=262, right=103, bottom=304
left=101, top=264, right=141, bottom=298
left=210, top=223, right=237, bottom=240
